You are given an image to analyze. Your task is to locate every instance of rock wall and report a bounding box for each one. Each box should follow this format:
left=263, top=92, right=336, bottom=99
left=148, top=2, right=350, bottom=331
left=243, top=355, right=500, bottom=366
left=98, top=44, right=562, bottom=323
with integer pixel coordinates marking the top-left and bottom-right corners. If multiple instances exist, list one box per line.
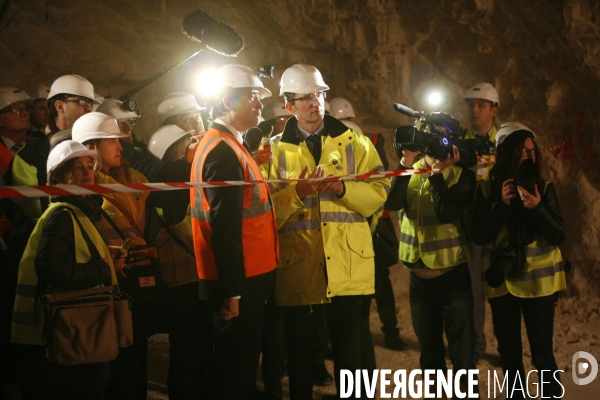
left=1, top=0, right=598, bottom=296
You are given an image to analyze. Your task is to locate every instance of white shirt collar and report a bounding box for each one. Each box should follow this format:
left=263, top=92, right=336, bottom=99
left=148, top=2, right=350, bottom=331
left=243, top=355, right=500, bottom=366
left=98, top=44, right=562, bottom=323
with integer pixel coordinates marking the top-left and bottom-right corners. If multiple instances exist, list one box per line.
left=0, top=135, right=24, bottom=154
left=297, top=122, right=325, bottom=140
left=214, top=118, right=244, bottom=145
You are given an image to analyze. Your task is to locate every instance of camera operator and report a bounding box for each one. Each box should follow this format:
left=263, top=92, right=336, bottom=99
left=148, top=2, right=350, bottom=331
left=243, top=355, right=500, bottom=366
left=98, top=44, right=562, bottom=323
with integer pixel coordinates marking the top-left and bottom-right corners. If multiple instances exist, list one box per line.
left=469, top=122, right=566, bottom=399
left=385, top=131, right=477, bottom=390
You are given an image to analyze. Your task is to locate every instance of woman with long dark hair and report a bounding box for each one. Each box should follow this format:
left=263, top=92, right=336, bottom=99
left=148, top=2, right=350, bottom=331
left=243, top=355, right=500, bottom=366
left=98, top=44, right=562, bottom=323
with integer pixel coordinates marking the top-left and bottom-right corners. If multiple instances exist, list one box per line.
left=470, top=122, right=566, bottom=399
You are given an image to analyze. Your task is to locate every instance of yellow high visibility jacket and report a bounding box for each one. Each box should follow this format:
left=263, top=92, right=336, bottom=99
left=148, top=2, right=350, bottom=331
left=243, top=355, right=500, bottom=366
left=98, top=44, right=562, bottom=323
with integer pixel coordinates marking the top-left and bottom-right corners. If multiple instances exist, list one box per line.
left=464, top=126, right=497, bottom=181
left=399, top=159, right=472, bottom=269
left=93, top=169, right=149, bottom=246
left=11, top=202, right=117, bottom=345
left=261, top=115, right=390, bottom=305
left=152, top=206, right=199, bottom=288
left=479, top=181, right=566, bottom=298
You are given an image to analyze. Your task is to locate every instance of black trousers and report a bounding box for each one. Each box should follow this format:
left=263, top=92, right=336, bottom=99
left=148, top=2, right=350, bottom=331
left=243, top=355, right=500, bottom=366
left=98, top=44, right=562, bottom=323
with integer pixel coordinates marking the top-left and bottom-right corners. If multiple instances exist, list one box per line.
left=374, top=265, right=400, bottom=337
left=489, top=293, right=562, bottom=399
left=165, top=282, right=213, bottom=400
left=207, top=298, right=266, bottom=400
left=284, top=303, right=326, bottom=399
left=261, top=294, right=284, bottom=400
left=327, top=295, right=376, bottom=398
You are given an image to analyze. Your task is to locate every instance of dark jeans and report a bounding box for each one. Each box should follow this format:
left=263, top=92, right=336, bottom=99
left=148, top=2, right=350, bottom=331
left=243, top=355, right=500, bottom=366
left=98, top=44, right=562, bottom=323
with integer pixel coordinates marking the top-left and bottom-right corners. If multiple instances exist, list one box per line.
left=374, top=265, right=400, bottom=337
left=327, top=295, right=376, bottom=398
left=409, top=263, right=476, bottom=376
left=284, top=303, right=325, bottom=399
left=489, top=293, right=561, bottom=399
left=165, top=282, right=213, bottom=400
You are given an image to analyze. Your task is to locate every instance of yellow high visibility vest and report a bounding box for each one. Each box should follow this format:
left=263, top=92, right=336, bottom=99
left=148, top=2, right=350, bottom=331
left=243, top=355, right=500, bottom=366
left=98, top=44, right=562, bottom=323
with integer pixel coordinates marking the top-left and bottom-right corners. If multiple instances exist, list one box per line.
left=464, top=126, right=497, bottom=181
left=11, top=202, right=117, bottom=345
left=399, top=159, right=472, bottom=269
left=479, top=181, right=566, bottom=298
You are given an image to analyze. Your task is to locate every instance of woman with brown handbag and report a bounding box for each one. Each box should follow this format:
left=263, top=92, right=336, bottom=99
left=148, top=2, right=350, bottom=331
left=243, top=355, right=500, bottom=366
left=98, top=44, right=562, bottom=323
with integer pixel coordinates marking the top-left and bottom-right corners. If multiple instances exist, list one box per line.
left=12, top=140, right=122, bottom=399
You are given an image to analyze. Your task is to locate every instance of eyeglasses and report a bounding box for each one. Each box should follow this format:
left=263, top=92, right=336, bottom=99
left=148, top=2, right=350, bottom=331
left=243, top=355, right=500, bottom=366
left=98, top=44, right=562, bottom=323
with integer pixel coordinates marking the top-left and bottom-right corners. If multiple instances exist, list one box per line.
left=118, top=119, right=137, bottom=127
left=290, top=92, right=326, bottom=103
left=1, top=107, right=29, bottom=115
left=247, top=91, right=265, bottom=102
left=521, top=147, right=536, bottom=157
left=64, top=98, right=94, bottom=108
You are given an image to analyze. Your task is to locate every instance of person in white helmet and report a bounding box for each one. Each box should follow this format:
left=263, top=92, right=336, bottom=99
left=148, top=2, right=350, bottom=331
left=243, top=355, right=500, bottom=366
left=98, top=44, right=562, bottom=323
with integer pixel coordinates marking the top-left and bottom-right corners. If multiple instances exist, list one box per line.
left=142, top=125, right=213, bottom=399
left=464, top=81, right=500, bottom=363
left=470, top=123, right=566, bottom=399
left=329, top=97, right=355, bottom=121
left=47, top=74, right=97, bottom=147
left=158, top=92, right=205, bottom=135
left=11, top=140, right=121, bottom=399
left=26, top=84, right=50, bottom=139
left=0, top=87, right=33, bottom=172
left=72, top=112, right=157, bottom=399
left=190, top=64, right=278, bottom=399
left=261, top=64, right=389, bottom=399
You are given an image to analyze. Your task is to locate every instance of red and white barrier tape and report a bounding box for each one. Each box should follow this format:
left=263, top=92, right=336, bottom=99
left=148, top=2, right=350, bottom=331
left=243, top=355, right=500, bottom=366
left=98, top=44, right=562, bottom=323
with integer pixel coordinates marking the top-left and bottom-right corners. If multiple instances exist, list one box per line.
left=0, top=168, right=435, bottom=199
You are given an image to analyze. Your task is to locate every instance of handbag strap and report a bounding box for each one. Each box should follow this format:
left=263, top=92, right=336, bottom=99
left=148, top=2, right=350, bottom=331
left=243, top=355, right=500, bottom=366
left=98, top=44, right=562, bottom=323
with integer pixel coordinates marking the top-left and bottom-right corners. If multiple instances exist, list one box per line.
left=96, top=204, right=127, bottom=242
left=152, top=208, right=195, bottom=258
left=101, top=195, right=141, bottom=234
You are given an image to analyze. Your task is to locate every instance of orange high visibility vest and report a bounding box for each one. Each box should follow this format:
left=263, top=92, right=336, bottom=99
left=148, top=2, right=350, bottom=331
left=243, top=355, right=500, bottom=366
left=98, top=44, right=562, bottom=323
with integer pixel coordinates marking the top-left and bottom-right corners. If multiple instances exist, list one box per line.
left=190, top=127, right=279, bottom=280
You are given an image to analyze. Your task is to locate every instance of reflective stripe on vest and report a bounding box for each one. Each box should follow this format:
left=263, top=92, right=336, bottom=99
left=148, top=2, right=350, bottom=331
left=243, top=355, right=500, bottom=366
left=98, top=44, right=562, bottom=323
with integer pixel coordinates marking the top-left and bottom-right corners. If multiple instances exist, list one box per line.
left=479, top=181, right=566, bottom=298
left=11, top=202, right=117, bottom=345
left=399, top=160, right=472, bottom=269
left=190, top=129, right=279, bottom=280
left=153, top=206, right=199, bottom=288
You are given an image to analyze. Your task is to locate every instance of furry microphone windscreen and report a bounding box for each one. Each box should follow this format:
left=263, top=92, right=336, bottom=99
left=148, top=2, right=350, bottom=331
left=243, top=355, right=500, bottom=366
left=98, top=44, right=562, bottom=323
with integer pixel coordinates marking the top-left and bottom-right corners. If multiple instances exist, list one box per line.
left=182, top=9, right=245, bottom=57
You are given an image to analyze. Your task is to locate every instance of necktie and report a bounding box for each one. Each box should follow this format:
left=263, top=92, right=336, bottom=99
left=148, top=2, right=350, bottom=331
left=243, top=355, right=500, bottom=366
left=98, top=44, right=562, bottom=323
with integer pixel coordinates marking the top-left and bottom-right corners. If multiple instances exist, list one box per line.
left=306, top=134, right=322, bottom=164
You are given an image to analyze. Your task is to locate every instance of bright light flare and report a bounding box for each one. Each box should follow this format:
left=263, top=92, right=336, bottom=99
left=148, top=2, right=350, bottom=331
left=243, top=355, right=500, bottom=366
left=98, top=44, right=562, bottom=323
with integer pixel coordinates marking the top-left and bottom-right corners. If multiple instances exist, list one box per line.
left=197, top=69, right=221, bottom=97
left=428, top=92, right=443, bottom=107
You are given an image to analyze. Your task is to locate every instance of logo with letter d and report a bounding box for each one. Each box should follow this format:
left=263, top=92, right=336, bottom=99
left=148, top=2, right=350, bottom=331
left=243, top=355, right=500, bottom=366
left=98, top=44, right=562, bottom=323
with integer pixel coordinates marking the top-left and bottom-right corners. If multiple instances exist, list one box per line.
left=572, top=351, right=598, bottom=385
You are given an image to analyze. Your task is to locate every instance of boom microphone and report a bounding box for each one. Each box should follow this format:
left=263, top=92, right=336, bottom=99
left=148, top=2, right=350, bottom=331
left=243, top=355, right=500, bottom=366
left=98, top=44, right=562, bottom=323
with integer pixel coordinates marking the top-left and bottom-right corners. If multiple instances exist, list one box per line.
left=393, top=103, right=420, bottom=119
left=182, top=9, right=245, bottom=57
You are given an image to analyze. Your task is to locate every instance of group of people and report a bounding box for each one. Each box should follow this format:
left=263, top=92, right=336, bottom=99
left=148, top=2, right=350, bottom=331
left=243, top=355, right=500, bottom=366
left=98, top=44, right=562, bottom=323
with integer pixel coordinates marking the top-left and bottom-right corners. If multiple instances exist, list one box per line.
left=0, top=62, right=567, bottom=400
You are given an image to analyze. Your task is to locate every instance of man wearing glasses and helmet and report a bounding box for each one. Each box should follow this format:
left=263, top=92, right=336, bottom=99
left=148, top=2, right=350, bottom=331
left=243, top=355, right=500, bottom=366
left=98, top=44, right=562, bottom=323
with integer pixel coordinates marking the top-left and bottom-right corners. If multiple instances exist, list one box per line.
left=260, top=64, right=389, bottom=399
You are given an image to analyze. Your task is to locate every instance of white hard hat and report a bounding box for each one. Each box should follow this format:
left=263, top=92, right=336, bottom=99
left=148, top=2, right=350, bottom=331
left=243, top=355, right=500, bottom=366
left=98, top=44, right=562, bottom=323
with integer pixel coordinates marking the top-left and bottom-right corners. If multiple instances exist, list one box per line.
left=464, top=82, right=499, bottom=107
left=47, top=140, right=97, bottom=183
left=97, top=98, right=140, bottom=120
left=262, top=101, right=291, bottom=121
left=157, top=92, right=203, bottom=125
left=71, top=112, right=128, bottom=144
left=216, top=64, right=272, bottom=98
left=0, top=87, right=33, bottom=110
left=341, top=120, right=363, bottom=134
left=330, top=97, right=356, bottom=119
left=48, top=75, right=97, bottom=102
left=147, top=125, right=192, bottom=160
left=495, top=122, right=536, bottom=146
left=280, top=64, right=330, bottom=96
left=27, top=84, right=50, bottom=100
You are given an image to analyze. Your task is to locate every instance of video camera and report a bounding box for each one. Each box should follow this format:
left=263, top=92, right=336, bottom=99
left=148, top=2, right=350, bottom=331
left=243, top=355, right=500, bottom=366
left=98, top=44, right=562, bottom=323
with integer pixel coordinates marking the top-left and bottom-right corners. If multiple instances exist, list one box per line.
left=392, top=103, right=477, bottom=168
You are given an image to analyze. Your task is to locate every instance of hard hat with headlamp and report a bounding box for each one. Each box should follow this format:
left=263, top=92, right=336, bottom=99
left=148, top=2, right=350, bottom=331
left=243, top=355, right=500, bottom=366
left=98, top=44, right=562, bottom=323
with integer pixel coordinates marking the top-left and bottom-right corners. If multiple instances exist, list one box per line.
left=279, top=64, right=329, bottom=96
left=215, top=64, right=272, bottom=98
left=97, top=98, right=141, bottom=121
left=157, top=92, right=203, bottom=125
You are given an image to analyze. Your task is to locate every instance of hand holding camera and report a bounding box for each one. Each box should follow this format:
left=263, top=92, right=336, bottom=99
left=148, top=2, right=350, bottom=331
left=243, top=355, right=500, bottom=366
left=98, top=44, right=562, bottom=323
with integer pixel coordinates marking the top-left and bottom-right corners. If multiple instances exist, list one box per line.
left=517, top=184, right=541, bottom=209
